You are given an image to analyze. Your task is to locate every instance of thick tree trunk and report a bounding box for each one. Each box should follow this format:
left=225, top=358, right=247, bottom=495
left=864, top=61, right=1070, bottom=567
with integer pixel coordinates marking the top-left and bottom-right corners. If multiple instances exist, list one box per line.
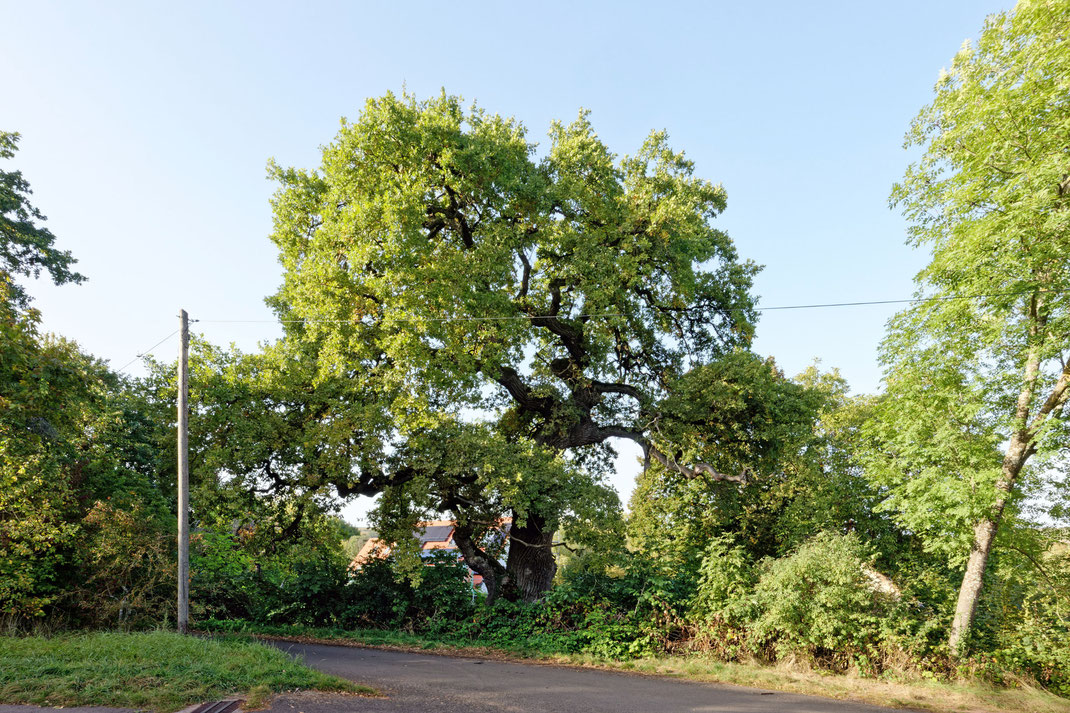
left=504, top=511, right=557, bottom=602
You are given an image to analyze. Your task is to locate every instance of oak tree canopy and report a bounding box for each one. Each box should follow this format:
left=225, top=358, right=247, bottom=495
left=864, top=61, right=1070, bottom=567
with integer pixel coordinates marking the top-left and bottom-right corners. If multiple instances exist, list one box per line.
left=267, top=92, right=797, bottom=600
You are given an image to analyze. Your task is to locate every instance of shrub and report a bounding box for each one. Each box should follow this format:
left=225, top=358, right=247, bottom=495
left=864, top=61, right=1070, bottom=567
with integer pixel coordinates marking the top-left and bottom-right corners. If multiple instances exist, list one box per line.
left=970, top=546, right=1070, bottom=695
left=189, top=530, right=261, bottom=622
left=987, top=611, right=1070, bottom=696
left=750, top=531, right=891, bottom=667
left=262, top=548, right=350, bottom=626
left=64, top=501, right=176, bottom=628
left=690, top=534, right=756, bottom=627
left=342, top=552, right=474, bottom=629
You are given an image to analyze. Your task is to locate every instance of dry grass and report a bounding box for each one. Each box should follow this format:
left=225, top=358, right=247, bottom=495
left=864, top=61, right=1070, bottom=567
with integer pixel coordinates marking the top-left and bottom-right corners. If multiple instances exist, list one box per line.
left=558, top=654, right=1070, bottom=713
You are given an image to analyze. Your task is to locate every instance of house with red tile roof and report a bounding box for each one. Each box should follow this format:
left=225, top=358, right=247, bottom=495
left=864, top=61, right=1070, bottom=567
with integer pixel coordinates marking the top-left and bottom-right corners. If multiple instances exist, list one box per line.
left=351, top=518, right=511, bottom=591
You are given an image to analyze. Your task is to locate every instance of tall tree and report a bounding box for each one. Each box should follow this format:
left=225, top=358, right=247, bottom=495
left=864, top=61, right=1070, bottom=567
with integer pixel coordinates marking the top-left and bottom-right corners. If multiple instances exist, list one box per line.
left=876, top=0, right=1070, bottom=651
left=267, top=92, right=761, bottom=600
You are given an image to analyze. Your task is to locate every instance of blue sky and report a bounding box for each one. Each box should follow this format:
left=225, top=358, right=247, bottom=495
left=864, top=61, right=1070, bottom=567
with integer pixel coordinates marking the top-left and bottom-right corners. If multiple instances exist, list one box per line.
left=3, top=1, right=1011, bottom=522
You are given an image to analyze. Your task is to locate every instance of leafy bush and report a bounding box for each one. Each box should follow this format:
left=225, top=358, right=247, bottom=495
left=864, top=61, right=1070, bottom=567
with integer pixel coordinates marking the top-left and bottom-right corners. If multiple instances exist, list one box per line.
left=189, top=530, right=261, bottom=622
left=691, top=534, right=756, bottom=627
left=969, top=545, right=1070, bottom=695
left=258, top=546, right=350, bottom=627
left=64, top=501, right=176, bottom=628
left=749, top=532, right=891, bottom=667
left=342, top=552, right=475, bottom=630
left=428, top=560, right=694, bottom=659
left=987, top=613, right=1070, bottom=696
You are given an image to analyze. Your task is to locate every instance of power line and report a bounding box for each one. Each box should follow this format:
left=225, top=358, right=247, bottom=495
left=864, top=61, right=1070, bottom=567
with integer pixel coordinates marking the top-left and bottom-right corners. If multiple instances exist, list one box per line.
left=757, top=289, right=1057, bottom=311
left=116, top=287, right=1067, bottom=372
left=195, top=287, right=1070, bottom=325
left=115, top=328, right=180, bottom=373
left=199, top=310, right=624, bottom=321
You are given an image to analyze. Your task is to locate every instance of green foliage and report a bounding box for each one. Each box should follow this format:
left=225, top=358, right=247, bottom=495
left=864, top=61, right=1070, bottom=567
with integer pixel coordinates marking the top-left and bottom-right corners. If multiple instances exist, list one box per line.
left=265, top=546, right=352, bottom=626
left=63, top=501, right=176, bottom=628
left=188, top=517, right=476, bottom=631
left=188, top=529, right=259, bottom=622
left=138, top=339, right=344, bottom=536
left=188, top=508, right=364, bottom=627
left=0, top=290, right=78, bottom=617
left=876, top=0, right=1070, bottom=650
left=194, top=527, right=1070, bottom=695
left=687, top=532, right=943, bottom=673
left=652, top=352, right=821, bottom=478
left=627, top=356, right=820, bottom=568
left=265, top=90, right=764, bottom=596
left=411, top=559, right=694, bottom=659
left=864, top=356, right=1006, bottom=567
left=0, top=281, right=171, bottom=621
left=629, top=364, right=906, bottom=575
left=0, top=156, right=167, bottom=620
left=0, top=131, right=84, bottom=310
left=557, top=563, right=691, bottom=659
left=138, top=338, right=360, bottom=614
left=269, top=92, right=756, bottom=405
left=344, top=553, right=475, bottom=629
left=749, top=533, right=890, bottom=664
left=970, top=538, right=1070, bottom=695
left=876, top=0, right=1070, bottom=557
left=691, top=535, right=756, bottom=627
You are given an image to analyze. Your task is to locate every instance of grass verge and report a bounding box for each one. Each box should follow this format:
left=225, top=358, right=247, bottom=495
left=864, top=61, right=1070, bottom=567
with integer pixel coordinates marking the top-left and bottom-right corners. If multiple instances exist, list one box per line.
left=0, top=630, right=375, bottom=712
left=199, top=620, right=1070, bottom=713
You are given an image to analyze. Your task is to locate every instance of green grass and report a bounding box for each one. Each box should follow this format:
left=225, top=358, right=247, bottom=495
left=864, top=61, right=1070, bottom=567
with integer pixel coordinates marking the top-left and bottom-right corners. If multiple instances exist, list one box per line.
left=0, top=630, right=375, bottom=712
left=199, top=620, right=1070, bottom=713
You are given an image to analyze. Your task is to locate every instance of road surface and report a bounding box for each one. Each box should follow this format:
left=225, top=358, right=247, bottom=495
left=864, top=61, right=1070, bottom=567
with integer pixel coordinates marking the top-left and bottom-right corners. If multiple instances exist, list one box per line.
left=266, top=640, right=921, bottom=713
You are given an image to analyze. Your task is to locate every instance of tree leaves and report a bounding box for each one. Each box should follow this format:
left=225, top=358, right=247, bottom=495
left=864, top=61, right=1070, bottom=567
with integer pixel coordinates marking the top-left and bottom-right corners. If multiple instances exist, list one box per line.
left=0, top=132, right=84, bottom=310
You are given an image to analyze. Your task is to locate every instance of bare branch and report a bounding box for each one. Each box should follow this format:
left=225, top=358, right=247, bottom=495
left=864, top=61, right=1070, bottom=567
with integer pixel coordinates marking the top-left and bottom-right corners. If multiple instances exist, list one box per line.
left=648, top=447, right=749, bottom=484
left=492, top=365, right=555, bottom=417
left=515, top=250, right=532, bottom=301
left=591, top=381, right=643, bottom=400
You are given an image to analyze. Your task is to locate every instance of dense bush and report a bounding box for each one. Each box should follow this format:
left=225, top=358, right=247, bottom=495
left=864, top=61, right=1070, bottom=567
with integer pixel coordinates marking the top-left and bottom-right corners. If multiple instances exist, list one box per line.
left=411, top=558, right=696, bottom=659
left=691, top=534, right=756, bottom=627
left=749, top=532, right=891, bottom=665
left=64, top=501, right=176, bottom=628
left=343, top=553, right=475, bottom=629
left=0, top=287, right=175, bottom=625
left=189, top=535, right=476, bottom=632
left=967, top=544, right=1070, bottom=696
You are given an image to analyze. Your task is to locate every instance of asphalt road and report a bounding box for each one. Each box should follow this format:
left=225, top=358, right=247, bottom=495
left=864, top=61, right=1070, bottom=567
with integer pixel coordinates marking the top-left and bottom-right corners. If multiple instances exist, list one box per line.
left=266, top=640, right=922, bottom=713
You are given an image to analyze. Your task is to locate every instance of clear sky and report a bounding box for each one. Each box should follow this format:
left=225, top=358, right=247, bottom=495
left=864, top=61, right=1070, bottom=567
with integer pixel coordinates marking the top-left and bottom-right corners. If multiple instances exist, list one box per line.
left=3, top=0, right=1012, bottom=524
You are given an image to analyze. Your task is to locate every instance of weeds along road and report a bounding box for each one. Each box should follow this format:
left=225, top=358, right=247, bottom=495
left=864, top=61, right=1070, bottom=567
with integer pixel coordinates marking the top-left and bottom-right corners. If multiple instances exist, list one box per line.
left=266, top=640, right=921, bottom=713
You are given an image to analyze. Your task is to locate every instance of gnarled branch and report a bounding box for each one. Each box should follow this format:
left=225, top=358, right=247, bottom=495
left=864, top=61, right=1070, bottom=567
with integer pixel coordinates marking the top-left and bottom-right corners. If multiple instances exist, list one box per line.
left=648, top=445, right=749, bottom=484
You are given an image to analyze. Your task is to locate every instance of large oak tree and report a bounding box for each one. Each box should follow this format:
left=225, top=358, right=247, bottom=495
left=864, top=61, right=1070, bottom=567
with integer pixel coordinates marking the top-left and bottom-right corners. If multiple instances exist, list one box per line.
left=267, top=92, right=767, bottom=600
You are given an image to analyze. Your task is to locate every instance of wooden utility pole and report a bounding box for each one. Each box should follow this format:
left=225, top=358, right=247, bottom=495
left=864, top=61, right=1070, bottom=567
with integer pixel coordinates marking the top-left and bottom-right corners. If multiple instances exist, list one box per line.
left=177, top=309, right=190, bottom=634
